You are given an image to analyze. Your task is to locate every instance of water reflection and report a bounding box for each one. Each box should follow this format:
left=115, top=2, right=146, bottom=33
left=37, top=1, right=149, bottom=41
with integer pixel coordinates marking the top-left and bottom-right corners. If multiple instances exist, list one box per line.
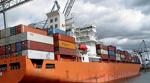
left=107, top=72, right=150, bottom=83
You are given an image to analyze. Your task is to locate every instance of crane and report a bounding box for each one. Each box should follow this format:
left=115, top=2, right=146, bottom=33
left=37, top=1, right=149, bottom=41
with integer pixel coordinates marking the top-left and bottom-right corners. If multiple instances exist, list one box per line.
left=63, top=0, right=75, bottom=18
left=51, top=0, right=60, bottom=12
left=31, top=0, right=76, bottom=29
left=134, top=40, right=149, bottom=60
left=0, top=0, right=32, bottom=29
left=133, top=40, right=150, bottom=68
left=50, top=0, right=75, bottom=17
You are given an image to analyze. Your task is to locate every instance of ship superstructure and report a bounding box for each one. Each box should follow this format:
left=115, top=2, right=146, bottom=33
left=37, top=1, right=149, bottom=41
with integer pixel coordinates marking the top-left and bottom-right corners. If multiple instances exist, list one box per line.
left=73, top=25, right=99, bottom=62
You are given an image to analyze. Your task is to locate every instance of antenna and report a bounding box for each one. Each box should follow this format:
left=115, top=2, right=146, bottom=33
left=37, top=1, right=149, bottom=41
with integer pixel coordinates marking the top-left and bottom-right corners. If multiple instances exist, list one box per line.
left=0, top=0, right=32, bottom=29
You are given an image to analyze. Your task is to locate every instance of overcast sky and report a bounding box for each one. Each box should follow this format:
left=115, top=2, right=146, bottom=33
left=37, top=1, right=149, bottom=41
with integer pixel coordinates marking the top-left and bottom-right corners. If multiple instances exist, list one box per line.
left=0, top=0, right=150, bottom=50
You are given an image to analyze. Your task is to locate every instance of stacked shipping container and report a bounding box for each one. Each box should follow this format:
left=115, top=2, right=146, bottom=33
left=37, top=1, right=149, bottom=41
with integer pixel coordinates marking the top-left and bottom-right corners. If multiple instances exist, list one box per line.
left=96, top=44, right=138, bottom=63
left=116, top=50, right=121, bottom=61
left=53, top=33, right=76, bottom=55
left=96, top=44, right=109, bottom=60
left=120, top=51, right=126, bottom=62
left=124, top=51, right=132, bottom=62
left=0, top=25, right=54, bottom=60
left=53, top=33, right=77, bottom=61
left=108, top=45, right=116, bottom=61
left=0, top=24, right=140, bottom=63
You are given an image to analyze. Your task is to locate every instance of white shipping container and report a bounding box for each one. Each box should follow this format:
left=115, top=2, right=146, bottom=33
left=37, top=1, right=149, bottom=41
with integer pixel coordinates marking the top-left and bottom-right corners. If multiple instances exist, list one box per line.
left=121, top=54, right=125, bottom=58
left=116, top=53, right=120, bottom=57
left=116, top=56, right=121, bottom=61
left=0, top=38, right=4, bottom=46
left=101, top=49, right=108, bottom=55
left=97, top=49, right=108, bottom=55
left=0, top=32, right=54, bottom=46
left=22, top=50, right=54, bottom=60
left=6, top=37, right=12, bottom=45
left=5, top=28, right=11, bottom=37
left=116, top=54, right=121, bottom=60
left=1, top=29, right=6, bottom=38
left=10, top=36, right=17, bottom=44
left=20, top=32, right=54, bottom=44
left=0, top=30, right=1, bottom=39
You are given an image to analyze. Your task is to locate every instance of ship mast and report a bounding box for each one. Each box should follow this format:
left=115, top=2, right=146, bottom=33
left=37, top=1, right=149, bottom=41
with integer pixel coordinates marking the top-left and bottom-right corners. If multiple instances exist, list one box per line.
left=0, top=0, right=31, bottom=29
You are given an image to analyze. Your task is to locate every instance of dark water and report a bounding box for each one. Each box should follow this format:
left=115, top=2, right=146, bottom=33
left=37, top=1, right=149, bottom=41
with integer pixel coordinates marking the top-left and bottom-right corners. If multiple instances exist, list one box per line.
left=108, top=71, right=150, bottom=83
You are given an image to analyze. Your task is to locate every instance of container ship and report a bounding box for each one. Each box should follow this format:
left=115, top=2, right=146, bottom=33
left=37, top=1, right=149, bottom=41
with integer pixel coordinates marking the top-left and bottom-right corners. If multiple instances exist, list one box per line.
left=0, top=1, right=140, bottom=83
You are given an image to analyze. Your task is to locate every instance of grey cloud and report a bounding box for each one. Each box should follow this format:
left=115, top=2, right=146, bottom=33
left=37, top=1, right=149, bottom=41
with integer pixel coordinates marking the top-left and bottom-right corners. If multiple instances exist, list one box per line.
left=122, top=0, right=150, bottom=7
left=121, top=0, right=150, bottom=15
left=82, top=0, right=150, bottom=15
left=73, top=0, right=150, bottom=50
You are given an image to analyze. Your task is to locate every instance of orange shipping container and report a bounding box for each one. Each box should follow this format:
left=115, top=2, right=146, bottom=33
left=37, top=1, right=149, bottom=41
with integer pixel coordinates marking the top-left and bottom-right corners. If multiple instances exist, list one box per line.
left=55, top=40, right=76, bottom=49
left=55, top=47, right=76, bottom=55
left=16, top=24, right=47, bottom=36
left=53, top=33, right=75, bottom=43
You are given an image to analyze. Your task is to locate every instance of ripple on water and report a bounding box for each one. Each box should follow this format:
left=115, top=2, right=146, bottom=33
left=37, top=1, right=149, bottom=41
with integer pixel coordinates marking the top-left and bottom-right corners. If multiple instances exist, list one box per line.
left=106, top=72, right=150, bottom=83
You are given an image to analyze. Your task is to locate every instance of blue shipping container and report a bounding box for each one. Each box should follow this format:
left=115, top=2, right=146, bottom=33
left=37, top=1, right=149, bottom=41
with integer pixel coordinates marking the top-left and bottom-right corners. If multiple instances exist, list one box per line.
left=47, top=28, right=66, bottom=35
left=108, top=50, right=116, bottom=56
left=16, top=42, right=22, bottom=52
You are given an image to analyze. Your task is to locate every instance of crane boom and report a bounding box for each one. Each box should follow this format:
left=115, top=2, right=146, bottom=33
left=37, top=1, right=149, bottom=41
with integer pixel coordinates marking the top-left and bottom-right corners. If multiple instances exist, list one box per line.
left=0, top=0, right=31, bottom=29
left=51, top=0, right=60, bottom=12
left=0, top=0, right=31, bottom=13
left=63, top=0, right=75, bottom=18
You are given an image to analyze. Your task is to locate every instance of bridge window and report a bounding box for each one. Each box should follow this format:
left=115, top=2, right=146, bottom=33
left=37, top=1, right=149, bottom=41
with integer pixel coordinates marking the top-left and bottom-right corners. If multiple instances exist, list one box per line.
left=50, top=19, right=53, bottom=23
left=46, top=64, right=55, bottom=69
left=0, top=64, right=7, bottom=71
left=10, top=62, right=20, bottom=70
left=50, top=25, right=53, bottom=28
left=55, top=17, right=58, bottom=22
left=55, top=24, right=58, bottom=28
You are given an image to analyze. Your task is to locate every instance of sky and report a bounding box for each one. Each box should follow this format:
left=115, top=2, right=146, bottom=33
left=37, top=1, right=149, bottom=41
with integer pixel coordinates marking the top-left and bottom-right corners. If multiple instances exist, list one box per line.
left=0, top=0, right=150, bottom=51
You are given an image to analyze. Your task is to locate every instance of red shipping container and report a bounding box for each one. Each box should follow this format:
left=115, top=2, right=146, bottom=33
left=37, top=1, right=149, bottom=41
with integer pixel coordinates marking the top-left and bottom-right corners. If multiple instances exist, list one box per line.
left=96, top=44, right=107, bottom=50
left=100, top=54, right=109, bottom=60
left=109, top=56, right=116, bottom=61
left=16, top=25, right=47, bottom=36
left=5, top=45, right=11, bottom=55
left=0, top=46, right=5, bottom=55
left=11, top=43, right=16, bottom=53
left=128, top=55, right=132, bottom=62
left=55, top=47, right=76, bottom=56
left=21, top=40, right=54, bottom=52
left=53, top=33, right=75, bottom=43
left=124, top=51, right=130, bottom=62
